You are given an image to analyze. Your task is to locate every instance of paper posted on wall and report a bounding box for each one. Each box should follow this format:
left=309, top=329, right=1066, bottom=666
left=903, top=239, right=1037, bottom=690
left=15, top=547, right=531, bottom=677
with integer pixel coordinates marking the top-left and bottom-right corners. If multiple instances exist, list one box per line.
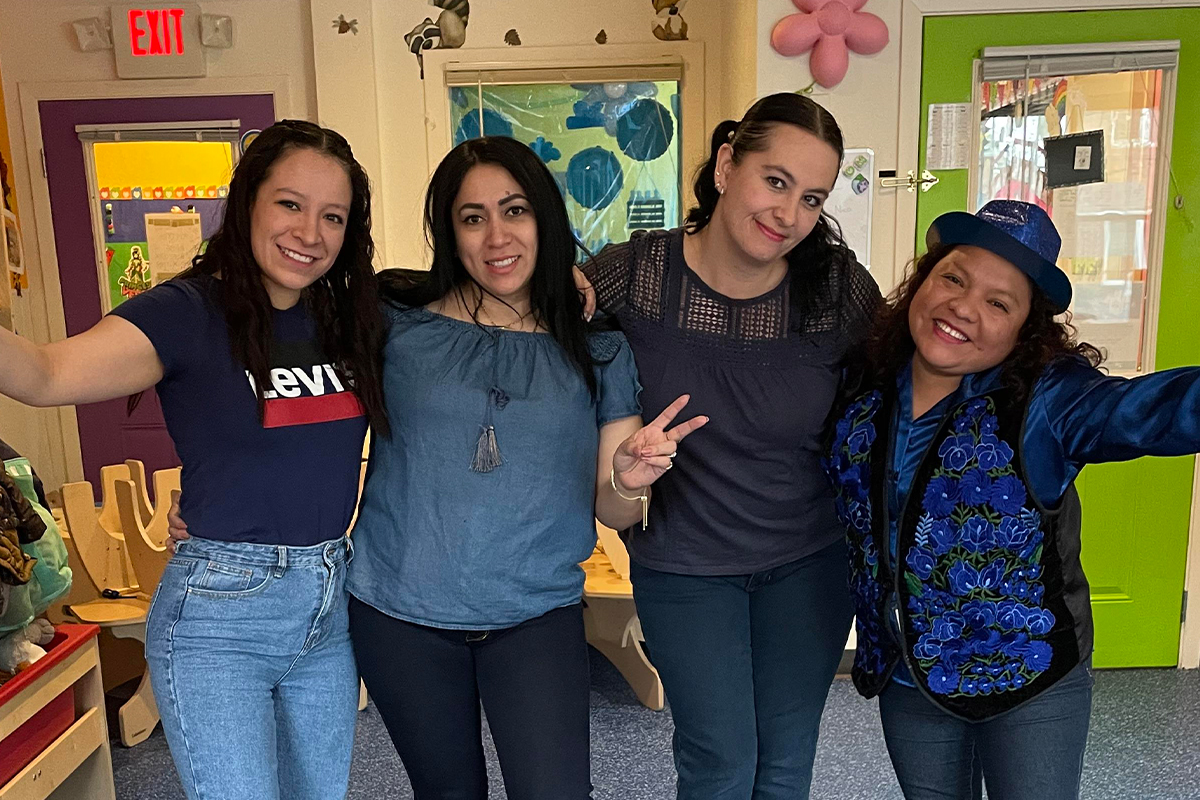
left=144, top=212, right=203, bottom=285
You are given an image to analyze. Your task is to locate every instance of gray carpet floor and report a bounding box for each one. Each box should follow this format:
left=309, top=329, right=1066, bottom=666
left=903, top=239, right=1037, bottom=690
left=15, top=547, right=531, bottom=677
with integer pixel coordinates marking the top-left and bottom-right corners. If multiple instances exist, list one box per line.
left=111, top=649, right=1200, bottom=799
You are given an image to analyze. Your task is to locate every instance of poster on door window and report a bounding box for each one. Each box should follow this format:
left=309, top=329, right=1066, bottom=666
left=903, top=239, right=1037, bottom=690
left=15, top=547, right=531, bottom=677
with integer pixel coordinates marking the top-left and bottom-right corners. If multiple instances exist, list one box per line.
left=926, top=103, right=972, bottom=171
left=826, top=148, right=874, bottom=269
left=144, top=212, right=202, bottom=286
left=0, top=210, right=23, bottom=330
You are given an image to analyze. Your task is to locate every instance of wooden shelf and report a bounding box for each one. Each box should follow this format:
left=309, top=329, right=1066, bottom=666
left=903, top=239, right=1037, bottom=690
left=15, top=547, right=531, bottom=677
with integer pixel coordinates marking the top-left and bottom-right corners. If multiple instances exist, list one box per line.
left=0, top=709, right=104, bottom=800
left=0, top=627, right=116, bottom=800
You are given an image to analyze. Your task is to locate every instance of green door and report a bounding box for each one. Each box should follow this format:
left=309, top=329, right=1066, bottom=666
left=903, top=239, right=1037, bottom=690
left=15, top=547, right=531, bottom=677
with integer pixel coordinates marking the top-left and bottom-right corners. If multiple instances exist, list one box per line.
left=917, top=10, right=1200, bottom=667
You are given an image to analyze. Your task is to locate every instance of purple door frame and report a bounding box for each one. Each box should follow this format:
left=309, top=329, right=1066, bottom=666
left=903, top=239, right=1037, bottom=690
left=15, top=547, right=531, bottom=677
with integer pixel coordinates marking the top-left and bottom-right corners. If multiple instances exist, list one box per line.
left=39, top=94, right=275, bottom=498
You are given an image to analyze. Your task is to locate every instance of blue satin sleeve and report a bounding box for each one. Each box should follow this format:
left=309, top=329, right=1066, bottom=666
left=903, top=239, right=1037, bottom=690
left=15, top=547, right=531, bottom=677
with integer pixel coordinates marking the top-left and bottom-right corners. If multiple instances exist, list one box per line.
left=1026, top=357, right=1200, bottom=506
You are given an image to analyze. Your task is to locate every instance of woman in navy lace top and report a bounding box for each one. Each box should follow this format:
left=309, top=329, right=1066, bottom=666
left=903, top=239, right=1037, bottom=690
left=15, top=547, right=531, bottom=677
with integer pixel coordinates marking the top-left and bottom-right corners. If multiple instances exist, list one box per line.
left=583, top=94, right=881, bottom=799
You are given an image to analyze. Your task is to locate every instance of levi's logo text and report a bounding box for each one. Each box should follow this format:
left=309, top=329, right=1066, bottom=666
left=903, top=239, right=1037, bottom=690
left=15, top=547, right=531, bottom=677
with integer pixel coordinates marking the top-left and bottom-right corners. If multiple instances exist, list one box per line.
left=245, top=341, right=363, bottom=429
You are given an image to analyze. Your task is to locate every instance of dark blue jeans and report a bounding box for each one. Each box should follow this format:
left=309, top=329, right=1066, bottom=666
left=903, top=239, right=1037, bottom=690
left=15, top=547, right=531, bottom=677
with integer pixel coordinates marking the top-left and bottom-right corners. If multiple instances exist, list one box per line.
left=879, top=658, right=1094, bottom=800
left=630, top=539, right=854, bottom=800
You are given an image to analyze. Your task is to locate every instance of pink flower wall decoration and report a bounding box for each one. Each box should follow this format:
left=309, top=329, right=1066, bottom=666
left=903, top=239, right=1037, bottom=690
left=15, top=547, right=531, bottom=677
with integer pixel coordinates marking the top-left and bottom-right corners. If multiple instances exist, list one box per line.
left=771, top=0, right=889, bottom=89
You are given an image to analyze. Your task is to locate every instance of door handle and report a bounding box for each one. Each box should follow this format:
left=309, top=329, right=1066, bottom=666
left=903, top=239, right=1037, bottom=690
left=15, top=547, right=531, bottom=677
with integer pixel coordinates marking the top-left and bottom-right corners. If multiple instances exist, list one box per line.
left=880, top=169, right=941, bottom=193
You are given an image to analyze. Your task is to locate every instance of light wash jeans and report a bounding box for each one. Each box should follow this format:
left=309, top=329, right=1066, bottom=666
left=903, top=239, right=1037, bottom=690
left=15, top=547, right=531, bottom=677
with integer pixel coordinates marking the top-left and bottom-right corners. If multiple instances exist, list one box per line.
left=146, top=535, right=358, bottom=800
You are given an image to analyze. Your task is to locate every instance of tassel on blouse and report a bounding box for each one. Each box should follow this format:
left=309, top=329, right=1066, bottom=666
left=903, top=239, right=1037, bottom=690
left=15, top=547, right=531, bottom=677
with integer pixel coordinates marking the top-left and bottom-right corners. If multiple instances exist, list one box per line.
left=470, top=385, right=510, bottom=473
left=471, top=425, right=504, bottom=473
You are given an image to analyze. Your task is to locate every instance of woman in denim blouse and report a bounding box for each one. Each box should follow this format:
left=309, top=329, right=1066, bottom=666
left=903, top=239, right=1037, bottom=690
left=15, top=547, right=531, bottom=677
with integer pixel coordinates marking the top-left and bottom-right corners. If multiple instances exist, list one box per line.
left=826, top=200, right=1200, bottom=799
left=347, top=137, right=704, bottom=799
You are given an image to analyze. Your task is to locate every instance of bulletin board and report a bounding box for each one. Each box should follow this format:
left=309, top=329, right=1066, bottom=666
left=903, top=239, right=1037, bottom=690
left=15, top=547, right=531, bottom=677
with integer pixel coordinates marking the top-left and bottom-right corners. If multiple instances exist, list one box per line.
left=826, top=148, right=874, bottom=269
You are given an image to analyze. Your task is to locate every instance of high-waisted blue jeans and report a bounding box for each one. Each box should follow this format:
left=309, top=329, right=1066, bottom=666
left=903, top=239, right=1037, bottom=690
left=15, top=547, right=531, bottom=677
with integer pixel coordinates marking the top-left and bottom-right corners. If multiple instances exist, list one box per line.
left=146, top=536, right=358, bottom=800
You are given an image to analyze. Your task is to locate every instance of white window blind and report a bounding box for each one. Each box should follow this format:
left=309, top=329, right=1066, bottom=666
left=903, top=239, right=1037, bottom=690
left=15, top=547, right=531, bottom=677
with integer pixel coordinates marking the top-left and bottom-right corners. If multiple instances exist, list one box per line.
left=980, top=40, right=1179, bottom=82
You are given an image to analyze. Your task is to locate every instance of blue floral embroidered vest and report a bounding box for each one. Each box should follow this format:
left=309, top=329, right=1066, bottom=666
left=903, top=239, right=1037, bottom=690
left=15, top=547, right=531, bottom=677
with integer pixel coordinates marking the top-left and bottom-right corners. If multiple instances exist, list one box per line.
left=825, top=386, right=1091, bottom=721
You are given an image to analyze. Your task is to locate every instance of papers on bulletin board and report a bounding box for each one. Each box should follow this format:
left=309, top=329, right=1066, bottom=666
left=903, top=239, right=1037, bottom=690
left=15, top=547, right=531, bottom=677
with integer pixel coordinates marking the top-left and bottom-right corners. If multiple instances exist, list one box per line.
left=144, top=212, right=203, bottom=285
left=926, top=103, right=973, bottom=170
left=827, top=148, right=874, bottom=269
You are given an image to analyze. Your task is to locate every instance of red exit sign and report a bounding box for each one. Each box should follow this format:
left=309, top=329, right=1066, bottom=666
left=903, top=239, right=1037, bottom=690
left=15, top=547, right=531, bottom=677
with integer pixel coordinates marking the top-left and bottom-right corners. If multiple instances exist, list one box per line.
left=112, top=3, right=204, bottom=78
left=128, top=8, right=185, bottom=57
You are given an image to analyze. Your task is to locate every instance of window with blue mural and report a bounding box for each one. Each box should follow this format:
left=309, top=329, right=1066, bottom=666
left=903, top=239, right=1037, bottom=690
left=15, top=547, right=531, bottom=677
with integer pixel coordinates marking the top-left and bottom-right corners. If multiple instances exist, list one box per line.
left=450, top=81, right=682, bottom=257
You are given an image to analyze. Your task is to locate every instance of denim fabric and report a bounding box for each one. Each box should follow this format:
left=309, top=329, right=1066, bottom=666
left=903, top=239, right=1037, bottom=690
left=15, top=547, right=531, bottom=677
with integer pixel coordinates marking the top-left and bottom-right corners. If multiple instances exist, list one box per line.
left=146, top=535, right=358, bottom=800
left=348, top=305, right=641, bottom=629
left=879, top=657, right=1093, bottom=800
left=629, top=539, right=854, bottom=800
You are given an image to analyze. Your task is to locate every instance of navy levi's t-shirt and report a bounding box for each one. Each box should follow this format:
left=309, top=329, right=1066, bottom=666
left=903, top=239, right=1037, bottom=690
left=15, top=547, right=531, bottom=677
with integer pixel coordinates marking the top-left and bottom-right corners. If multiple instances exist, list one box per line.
left=110, top=275, right=368, bottom=546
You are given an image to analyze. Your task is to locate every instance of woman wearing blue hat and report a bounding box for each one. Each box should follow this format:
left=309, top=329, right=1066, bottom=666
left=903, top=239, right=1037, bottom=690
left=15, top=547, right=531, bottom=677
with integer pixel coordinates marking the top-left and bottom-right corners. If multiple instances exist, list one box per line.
left=825, top=199, right=1200, bottom=799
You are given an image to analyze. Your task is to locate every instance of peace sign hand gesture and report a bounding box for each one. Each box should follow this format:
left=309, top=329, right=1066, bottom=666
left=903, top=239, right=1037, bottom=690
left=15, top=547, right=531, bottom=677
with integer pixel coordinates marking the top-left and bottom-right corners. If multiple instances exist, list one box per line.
left=613, top=394, right=709, bottom=493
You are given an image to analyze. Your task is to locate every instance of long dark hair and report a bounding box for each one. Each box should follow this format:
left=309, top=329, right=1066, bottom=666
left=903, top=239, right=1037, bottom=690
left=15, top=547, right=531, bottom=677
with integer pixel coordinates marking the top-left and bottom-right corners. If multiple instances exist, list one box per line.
left=863, top=244, right=1103, bottom=403
left=685, top=93, right=857, bottom=329
left=178, top=120, right=388, bottom=435
left=378, top=136, right=599, bottom=397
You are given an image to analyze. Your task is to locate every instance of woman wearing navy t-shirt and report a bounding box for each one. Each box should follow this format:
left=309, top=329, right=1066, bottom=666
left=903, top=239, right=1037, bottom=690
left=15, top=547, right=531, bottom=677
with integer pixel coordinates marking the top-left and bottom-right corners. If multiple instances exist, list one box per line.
left=0, top=121, right=387, bottom=800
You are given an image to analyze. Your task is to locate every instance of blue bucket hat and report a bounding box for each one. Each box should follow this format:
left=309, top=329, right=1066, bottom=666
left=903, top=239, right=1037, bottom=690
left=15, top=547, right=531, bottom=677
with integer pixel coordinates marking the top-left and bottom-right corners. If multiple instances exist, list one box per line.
left=927, top=200, right=1072, bottom=314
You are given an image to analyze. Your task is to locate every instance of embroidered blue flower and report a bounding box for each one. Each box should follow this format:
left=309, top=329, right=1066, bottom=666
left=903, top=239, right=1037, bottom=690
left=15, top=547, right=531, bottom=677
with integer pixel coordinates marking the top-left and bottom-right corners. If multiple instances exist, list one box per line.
left=931, top=611, right=967, bottom=641
left=847, top=423, right=877, bottom=456
left=961, top=599, right=998, bottom=630
left=976, top=435, right=1013, bottom=470
left=996, top=517, right=1031, bottom=549
left=978, top=559, right=1006, bottom=591
left=965, top=399, right=988, bottom=419
left=960, top=469, right=993, bottom=507
left=948, top=560, right=980, bottom=596
left=924, top=476, right=961, bottom=517
left=842, top=463, right=868, bottom=502
left=862, top=537, right=878, bottom=567
left=927, top=664, right=960, bottom=695
left=990, top=475, right=1027, bottom=515
left=1022, top=640, right=1053, bottom=672
left=929, top=518, right=956, bottom=556
left=906, top=546, right=935, bottom=580
left=981, top=414, right=999, bottom=435
left=848, top=500, right=871, bottom=534
left=967, top=628, right=1003, bottom=657
left=1025, top=608, right=1056, bottom=635
left=938, top=434, right=975, bottom=471
left=914, top=634, right=942, bottom=660
left=997, top=600, right=1030, bottom=632
left=960, top=516, right=996, bottom=553
left=834, top=417, right=851, bottom=443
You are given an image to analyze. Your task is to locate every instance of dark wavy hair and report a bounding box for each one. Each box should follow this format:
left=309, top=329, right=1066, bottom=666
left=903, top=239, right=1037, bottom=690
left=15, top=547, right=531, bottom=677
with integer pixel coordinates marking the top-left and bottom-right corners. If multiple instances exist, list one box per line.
left=685, top=92, right=856, bottom=327
left=862, top=243, right=1104, bottom=403
left=377, top=136, right=600, bottom=397
left=177, top=119, right=388, bottom=434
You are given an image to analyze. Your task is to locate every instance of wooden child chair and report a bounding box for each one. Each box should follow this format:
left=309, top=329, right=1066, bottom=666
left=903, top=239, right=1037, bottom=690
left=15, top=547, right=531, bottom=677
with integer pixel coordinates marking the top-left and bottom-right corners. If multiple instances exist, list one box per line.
left=581, top=522, right=663, bottom=711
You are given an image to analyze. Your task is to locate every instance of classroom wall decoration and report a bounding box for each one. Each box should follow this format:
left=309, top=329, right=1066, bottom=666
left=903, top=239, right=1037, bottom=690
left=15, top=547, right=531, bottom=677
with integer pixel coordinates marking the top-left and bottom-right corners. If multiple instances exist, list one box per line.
left=451, top=81, right=681, bottom=256
left=92, top=141, right=231, bottom=310
left=770, top=0, right=889, bottom=89
left=0, top=62, right=26, bottom=302
left=406, top=0, right=471, bottom=77
left=652, top=0, right=689, bottom=41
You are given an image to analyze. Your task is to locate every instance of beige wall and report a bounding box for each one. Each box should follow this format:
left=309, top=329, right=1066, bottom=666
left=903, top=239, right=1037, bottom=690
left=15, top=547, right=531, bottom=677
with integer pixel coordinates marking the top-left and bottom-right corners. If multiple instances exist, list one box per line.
left=757, top=0, right=904, bottom=290
left=0, top=0, right=318, bottom=489
left=311, top=0, right=757, bottom=271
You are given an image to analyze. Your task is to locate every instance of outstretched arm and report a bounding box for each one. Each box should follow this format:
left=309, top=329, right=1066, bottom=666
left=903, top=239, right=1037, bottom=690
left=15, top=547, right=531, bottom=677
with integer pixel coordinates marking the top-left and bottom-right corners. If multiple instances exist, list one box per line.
left=0, top=317, right=164, bottom=407
left=1044, top=359, right=1200, bottom=466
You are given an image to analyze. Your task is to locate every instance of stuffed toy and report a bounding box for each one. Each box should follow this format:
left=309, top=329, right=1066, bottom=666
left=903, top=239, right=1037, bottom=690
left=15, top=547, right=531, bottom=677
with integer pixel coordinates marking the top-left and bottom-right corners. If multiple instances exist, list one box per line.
left=0, top=618, right=55, bottom=676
